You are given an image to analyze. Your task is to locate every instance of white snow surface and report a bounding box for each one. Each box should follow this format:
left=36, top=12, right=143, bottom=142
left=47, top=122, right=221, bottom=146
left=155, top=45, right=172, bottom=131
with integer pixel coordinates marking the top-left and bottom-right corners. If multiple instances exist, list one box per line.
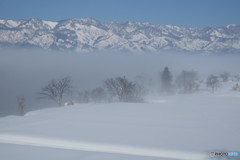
left=0, top=94, right=239, bottom=159
left=43, top=20, right=58, bottom=29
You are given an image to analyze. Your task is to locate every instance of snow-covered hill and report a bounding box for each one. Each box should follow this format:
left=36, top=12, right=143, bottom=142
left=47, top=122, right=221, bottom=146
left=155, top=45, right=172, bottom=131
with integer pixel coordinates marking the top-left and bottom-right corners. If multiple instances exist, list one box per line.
left=0, top=18, right=240, bottom=53
left=0, top=95, right=240, bottom=160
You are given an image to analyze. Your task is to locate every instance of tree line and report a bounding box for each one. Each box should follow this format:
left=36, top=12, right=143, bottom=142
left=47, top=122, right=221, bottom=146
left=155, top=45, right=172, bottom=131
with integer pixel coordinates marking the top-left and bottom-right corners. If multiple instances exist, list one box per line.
left=17, top=67, right=240, bottom=115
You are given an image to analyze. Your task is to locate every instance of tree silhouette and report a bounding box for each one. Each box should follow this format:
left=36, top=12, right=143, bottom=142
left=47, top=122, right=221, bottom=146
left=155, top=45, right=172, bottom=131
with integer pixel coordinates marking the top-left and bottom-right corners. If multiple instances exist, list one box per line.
left=161, top=67, right=172, bottom=93
left=39, top=77, right=72, bottom=106
left=206, top=75, right=219, bottom=93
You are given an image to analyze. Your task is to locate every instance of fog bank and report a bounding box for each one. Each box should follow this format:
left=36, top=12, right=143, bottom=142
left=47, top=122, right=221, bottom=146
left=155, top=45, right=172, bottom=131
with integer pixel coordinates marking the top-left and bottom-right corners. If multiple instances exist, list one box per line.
left=0, top=49, right=240, bottom=116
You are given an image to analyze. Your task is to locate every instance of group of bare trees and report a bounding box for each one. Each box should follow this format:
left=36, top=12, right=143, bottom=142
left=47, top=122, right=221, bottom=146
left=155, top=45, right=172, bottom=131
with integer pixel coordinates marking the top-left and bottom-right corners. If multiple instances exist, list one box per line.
left=15, top=67, right=238, bottom=116
left=159, top=67, right=199, bottom=94
left=175, top=70, right=199, bottom=93
left=78, top=87, right=106, bottom=103
left=205, top=73, right=240, bottom=93
left=39, top=76, right=144, bottom=106
left=159, top=67, right=240, bottom=94
left=37, top=68, right=239, bottom=107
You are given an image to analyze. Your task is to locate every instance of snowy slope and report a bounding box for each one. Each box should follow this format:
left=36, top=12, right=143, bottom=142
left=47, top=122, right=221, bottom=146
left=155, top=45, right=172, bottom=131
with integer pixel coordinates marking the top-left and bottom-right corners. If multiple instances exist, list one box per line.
left=0, top=18, right=240, bottom=53
left=0, top=95, right=239, bottom=160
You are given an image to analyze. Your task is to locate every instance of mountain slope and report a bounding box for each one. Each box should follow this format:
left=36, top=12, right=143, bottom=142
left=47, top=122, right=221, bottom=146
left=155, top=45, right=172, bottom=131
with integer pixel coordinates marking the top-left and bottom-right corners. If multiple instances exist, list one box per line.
left=0, top=18, right=240, bottom=53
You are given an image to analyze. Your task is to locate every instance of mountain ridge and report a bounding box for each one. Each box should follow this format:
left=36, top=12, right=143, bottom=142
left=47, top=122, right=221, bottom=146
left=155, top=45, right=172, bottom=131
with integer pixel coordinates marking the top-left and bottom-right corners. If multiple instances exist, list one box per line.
left=0, top=18, right=240, bottom=53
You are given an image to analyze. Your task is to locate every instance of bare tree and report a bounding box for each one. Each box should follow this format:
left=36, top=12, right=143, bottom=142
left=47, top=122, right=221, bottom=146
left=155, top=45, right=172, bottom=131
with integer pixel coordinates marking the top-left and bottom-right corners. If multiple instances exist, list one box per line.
left=105, top=76, right=143, bottom=102
left=220, top=72, right=230, bottom=82
left=17, top=96, right=25, bottom=116
left=39, top=77, right=72, bottom=106
left=78, top=90, right=90, bottom=103
left=130, top=83, right=145, bottom=103
left=206, top=75, right=220, bottom=93
left=233, top=83, right=240, bottom=92
left=175, top=70, right=199, bottom=93
left=134, top=75, right=154, bottom=94
left=91, top=87, right=106, bottom=103
left=233, top=74, right=240, bottom=82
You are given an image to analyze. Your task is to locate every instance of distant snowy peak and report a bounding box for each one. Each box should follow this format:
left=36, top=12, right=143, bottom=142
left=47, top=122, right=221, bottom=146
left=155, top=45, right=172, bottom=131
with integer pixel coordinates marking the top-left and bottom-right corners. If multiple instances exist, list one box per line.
left=0, top=18, right=240, bottom=53
left=0, top=19, right=23, bottom=28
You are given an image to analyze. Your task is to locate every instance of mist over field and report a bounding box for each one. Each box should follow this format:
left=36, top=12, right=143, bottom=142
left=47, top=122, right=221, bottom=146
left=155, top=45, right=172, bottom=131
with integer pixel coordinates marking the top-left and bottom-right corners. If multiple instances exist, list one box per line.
left=1, top=0, right=240, bottom=159
left=0, top=49, right=240, bottom=116
left=0, top=49, right=240, bottom=160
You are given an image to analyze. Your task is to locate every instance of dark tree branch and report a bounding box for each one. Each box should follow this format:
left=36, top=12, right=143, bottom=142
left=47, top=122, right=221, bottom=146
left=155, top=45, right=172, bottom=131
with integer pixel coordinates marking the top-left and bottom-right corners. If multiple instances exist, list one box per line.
left=39, top=77, right=72, bottom=106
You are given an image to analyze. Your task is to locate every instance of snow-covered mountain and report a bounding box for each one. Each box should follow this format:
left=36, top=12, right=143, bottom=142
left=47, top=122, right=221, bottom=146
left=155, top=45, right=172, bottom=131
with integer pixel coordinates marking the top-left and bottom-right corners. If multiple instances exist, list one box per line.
left=0, top=18, right=240, bottom=53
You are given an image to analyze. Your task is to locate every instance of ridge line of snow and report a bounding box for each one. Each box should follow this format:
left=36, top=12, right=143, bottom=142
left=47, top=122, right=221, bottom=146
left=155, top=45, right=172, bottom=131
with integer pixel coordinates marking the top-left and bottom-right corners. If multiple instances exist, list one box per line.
left=0, top=133, right=206, bottom=160
left=0, top=18, right=239, bottom=53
